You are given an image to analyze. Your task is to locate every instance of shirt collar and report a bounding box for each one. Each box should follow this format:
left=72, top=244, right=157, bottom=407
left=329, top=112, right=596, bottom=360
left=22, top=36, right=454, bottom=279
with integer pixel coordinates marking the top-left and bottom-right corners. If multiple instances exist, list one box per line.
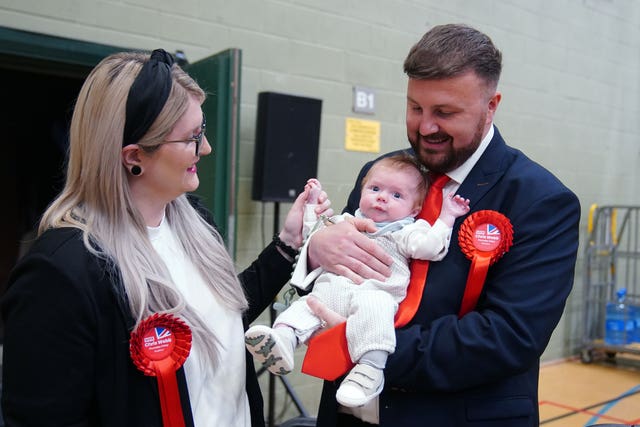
left=445, top=124, right=494, bottom=185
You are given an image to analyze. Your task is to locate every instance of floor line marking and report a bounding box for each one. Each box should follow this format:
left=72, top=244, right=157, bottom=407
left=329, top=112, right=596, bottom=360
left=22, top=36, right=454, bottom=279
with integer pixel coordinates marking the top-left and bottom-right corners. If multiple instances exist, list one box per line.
left=583, top=384, right=640, bottom=426
left=539, top=400, right=633, bottom=424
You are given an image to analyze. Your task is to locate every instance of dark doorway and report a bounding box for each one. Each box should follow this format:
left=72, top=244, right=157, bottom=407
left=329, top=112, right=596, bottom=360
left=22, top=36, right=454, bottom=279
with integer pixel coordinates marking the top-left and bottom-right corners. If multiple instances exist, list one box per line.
left=0, top=26, right=129, bottom=341
left=0, top=65, right=86, bottom=334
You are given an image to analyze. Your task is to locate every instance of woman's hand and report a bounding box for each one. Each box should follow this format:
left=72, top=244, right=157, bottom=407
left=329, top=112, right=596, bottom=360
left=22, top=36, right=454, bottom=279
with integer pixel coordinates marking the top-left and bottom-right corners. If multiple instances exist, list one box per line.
left=278, top=183, right=333, bottom=249
left=307, top=217, right=393, bottom=284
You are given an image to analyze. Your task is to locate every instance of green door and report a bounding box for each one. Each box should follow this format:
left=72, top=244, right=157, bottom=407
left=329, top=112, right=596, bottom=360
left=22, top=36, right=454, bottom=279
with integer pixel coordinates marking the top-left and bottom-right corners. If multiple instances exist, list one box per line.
left=186, top=49, right=241, bottom=258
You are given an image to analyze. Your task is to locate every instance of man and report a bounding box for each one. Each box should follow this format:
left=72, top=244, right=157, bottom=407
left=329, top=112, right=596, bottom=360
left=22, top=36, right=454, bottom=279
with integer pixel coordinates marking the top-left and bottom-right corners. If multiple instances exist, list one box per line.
left=305, top=23, right=581, bottom=426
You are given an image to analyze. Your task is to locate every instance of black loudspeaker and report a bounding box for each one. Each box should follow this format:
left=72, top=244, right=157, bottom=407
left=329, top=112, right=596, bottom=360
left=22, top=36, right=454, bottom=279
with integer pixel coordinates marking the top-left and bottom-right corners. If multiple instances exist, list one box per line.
left=252, top=92, right=322, bottom=202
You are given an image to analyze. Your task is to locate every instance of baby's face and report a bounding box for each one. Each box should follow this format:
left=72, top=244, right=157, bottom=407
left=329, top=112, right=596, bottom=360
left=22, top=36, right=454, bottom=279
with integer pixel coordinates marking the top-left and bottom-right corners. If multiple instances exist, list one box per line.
left=359, top=164, right=421, bottom=223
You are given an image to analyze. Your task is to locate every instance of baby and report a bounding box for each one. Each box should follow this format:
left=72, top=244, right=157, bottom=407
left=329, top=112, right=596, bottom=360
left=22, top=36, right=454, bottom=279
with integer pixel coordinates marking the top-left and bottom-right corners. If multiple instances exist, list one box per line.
left=246, top=153, right=470, bottom=407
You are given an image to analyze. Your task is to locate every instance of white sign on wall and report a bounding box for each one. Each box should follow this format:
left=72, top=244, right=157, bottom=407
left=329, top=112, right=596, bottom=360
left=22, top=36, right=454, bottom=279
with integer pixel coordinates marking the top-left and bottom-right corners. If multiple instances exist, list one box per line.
left=353, top=86, right=375, bottom=114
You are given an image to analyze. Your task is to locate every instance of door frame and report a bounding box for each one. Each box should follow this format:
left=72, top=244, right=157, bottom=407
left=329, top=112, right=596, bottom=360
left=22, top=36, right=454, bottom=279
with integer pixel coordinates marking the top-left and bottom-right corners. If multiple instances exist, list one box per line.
left=0, top=26, right=126, bottom=75
left=187, top=49, right=241, bottom=257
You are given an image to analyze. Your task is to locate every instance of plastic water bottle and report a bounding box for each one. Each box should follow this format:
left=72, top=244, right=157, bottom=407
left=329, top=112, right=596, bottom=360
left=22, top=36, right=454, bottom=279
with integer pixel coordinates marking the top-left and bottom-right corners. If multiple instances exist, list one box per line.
left=604, top=288, right=635, bottom=345
left=633, top=301, right=640, bottom=343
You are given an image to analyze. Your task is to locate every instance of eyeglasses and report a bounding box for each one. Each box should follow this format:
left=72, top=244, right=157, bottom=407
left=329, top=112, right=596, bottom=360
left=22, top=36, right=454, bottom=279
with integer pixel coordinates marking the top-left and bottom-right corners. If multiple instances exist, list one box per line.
left=161, top=113, right=206, bottom=156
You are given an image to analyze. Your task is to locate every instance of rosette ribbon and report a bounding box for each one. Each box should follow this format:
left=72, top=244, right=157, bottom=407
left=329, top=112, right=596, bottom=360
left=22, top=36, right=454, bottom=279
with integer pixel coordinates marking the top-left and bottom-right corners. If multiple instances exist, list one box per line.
left=457, top=210, right=513, bottom=317
left=130, top=313, right=192, bottom=427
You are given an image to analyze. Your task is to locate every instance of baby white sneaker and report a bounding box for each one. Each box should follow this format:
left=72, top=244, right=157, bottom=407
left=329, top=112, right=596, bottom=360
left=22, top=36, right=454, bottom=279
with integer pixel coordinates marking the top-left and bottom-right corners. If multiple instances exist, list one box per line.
left=244, top=325, right=294, bottom=375
left=336, top=363, right=384, bottom=407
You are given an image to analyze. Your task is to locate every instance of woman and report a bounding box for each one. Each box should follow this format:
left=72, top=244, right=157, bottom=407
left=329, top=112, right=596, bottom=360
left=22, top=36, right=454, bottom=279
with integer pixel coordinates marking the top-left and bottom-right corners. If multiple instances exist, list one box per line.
left=1, top=49, right=330, bottom=427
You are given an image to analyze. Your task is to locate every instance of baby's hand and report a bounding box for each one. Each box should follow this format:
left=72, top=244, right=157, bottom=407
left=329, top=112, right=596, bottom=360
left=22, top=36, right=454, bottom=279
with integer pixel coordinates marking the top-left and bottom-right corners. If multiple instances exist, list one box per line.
left=449, top=194, right=470, bottom=217
left=305, top=178, right=322, bottom=205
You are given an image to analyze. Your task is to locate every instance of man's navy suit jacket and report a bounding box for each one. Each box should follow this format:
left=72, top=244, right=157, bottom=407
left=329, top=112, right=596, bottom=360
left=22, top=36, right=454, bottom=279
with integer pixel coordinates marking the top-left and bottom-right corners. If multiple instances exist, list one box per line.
left=316, top=127, right=581, bottom=426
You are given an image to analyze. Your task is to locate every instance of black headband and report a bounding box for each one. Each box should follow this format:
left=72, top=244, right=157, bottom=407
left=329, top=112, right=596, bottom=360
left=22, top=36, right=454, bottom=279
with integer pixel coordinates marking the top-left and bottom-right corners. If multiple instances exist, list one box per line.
left=122, top=49, right=175, bottom=147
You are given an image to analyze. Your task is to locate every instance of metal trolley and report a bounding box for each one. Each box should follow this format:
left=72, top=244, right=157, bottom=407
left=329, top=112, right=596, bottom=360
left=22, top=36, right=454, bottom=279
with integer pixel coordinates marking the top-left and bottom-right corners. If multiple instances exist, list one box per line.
left=581, top=205, right=640, bottom=363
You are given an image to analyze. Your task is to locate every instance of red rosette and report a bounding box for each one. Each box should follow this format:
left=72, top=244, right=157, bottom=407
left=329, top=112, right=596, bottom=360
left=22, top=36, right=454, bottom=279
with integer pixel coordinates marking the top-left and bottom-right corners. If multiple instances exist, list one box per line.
left=457, top=210, right=513, bottom=317
left=130, top=313, right=192, bottom=427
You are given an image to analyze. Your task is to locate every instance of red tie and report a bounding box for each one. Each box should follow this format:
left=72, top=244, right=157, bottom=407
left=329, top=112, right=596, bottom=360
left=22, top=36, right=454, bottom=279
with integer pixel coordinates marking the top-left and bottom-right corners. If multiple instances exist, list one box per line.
left=395, top=173, right=449, bottom=325
left=419, top=173, right=450, bottom=224
left=301, top=173, right=450, bottom=380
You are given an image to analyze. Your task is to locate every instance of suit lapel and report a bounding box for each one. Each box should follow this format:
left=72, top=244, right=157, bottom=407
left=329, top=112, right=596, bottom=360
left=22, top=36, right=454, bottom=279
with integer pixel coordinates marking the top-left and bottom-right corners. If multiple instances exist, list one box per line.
left=457, top=128, right=509, bottom=211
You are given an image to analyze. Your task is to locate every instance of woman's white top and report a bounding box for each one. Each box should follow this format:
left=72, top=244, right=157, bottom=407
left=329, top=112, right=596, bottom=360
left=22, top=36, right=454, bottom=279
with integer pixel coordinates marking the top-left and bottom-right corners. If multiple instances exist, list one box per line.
left=148, top=217, right=250, bottom=426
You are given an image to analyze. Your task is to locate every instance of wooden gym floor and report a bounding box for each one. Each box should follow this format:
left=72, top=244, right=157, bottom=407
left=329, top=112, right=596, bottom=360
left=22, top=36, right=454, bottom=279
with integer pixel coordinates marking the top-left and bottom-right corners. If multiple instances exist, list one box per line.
left=539, top=352, right=640, bottom=426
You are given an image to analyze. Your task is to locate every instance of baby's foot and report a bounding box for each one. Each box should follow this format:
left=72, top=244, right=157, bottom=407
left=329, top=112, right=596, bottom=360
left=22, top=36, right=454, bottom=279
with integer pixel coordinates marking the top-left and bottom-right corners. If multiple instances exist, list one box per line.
left=245, top=325, right=294, bottom=375
left=336, top=363, right=384, bottom=407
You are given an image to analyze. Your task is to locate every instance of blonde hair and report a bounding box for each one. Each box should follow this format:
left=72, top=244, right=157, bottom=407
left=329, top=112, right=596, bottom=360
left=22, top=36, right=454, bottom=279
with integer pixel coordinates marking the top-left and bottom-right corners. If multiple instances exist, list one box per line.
left=39, top=51, right=247, bottom=368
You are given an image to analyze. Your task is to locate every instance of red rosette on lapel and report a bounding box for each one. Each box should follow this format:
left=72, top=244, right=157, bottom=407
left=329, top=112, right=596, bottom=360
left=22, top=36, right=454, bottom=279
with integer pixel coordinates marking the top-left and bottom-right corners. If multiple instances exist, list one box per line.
left=130, top=313, right=192, bottom=427
left=457, top=210, right=513, bottom=317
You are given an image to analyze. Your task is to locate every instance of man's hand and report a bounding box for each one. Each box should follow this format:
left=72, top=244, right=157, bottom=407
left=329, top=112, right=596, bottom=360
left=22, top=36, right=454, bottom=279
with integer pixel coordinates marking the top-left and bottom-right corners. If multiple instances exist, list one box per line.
left=306, top=295, right=346, bottom=329
left=307, top=217, right=392, bottom=284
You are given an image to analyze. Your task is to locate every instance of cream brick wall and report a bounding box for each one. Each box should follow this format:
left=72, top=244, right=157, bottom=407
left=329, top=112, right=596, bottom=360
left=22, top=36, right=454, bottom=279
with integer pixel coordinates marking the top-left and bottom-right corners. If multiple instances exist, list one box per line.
left=3, top=0, right=640, bottom=421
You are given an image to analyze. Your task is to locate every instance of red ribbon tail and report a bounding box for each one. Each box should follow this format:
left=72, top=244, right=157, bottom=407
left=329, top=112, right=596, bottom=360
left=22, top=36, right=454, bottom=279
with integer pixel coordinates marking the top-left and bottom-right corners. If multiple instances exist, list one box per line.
left=302, top=322, right=353, bottom=381
left=155, top=359, right=186, bottom=427
left=458, top=254, right=491, bottom=318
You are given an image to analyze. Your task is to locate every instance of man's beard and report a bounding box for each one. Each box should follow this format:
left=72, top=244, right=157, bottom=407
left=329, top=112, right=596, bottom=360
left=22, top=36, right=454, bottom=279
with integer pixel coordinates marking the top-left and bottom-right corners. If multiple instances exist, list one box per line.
left=410, top=113, right=487, bottom=173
